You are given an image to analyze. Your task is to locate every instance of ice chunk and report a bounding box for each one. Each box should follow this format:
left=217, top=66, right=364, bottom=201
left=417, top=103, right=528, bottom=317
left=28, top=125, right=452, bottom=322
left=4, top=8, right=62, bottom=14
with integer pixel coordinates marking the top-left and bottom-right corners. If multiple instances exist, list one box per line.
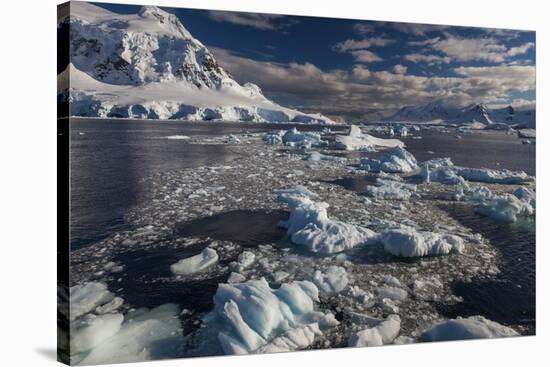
left=170, top=247, right=219, bottom=275
left=365, top=178, right=416, bottom=200
left=213, top=278, right=330, bottom=354
left=227, top=272, right=247, bottom=284
left=282, top=128, right=327, bottom=149
left=376, top=286, right=408, bottom=302
left=420, top=316, right=519, bottom=341
left=70, top=282, right=115, bottom=321
left=312, top=266, right=349, bottom=296
left=360, top=147, right=418, bottom=173
left=335, top=125, right=405, bottom=151
left=305, top=151, right=346, bottom=162
left=454, top=167, right=534, bottom=184
left=71, top=313, right=124, bottom=354
left=77, top=304, right=184, bottom=365
left=263, top=130, right=285, bottom=145
left=224, top=134, right=241, bottom=144
left=96, top=297, right=124, bottom=314
left=464, top=186, right=535, bottom=223
left=230, top=251, right=256, bottom=273
left=276, top=186, right=377, bottom=254
left=164, top=135, right=190, bottom=140
left=348, top=315, right=401, bottom=347
left=381, top=226, right=464, bottom=257
left=419, top=158, right=464, bottom=185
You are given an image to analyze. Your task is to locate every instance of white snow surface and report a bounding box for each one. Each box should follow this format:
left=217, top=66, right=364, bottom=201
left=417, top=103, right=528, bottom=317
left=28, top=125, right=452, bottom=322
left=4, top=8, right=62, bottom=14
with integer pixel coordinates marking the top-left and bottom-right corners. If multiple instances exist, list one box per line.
left=335, top=125, right=405, bottom=151
left=213, top=278, right=334, bottom=354
left=170, top=247, right=219, bottom=275
left=276, top=187, right=377, bottom=254
left=381, top=226, right=464, bottom=257
left=59, top=3, right=334, bottom=124
left=420, top=316, right=519, bottom=341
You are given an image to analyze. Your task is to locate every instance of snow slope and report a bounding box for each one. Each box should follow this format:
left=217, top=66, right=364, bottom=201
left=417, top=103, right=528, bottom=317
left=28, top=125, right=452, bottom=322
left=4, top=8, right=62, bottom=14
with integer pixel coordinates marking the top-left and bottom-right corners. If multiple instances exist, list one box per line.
left=58, top=2, right=334, bottom=123
left=387, top=100, right=535, bottom=128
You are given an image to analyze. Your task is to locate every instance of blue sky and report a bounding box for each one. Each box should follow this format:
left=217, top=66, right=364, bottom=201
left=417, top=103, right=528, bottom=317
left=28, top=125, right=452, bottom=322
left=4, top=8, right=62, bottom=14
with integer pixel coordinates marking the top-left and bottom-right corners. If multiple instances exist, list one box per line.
left=97, top=2, right=536, bottom=121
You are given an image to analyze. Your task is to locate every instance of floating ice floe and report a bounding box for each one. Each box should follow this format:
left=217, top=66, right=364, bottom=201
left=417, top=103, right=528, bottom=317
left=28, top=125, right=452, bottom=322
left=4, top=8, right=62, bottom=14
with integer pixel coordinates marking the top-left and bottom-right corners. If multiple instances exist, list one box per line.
left=170, top=247, right=219, bottom=275
left=263, top=130, right=285, bottom=145
left=334, top=125, right=405, bottom=151
left=164, top=135, right=190, bottom=140
left=69, top=282, right=184, bottom=365
left=453, top=166, right=534, bottom=184
left=213, top=278, right=338, bottom=354
left=461, top=185, right=535, bottom=223
left=420, top=316, right=519, bottom=342
left=224, top=134, right=241, bottom=144
left=229, top=251, right=256, bottom=273
left=348, top=314, right=401, bottom=347
left=276, top=186, right=378, bottom=254
left=419, top=158, right=465, bottom=185
left=282, top=128, right=328, bottom=149
left=359, top=147, right=418, bottom=173
left=305, top=151, right=347, bottom=162
left=365, top=178, right=417, bottom=200
left=70, top=282, right=116, bottom=321
left=312, top=266, right=349, bottom=297
left=381, top=225, right=464, bottom=257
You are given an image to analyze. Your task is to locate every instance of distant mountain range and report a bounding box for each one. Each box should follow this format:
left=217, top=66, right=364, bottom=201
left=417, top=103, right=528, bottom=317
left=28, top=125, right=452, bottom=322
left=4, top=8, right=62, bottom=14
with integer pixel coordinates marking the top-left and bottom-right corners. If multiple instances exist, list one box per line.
left=57, top=2, right=334, bottom=123
left=385, top=100, right=535, bottom=128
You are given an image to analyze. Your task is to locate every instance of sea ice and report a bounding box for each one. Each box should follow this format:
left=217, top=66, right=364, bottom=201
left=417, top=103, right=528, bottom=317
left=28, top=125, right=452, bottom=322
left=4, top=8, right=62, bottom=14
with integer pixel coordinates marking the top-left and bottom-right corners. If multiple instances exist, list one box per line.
left=365, top=178, right=416, bottom=200
left=170, top=247, right=219, bottom=275
left=230, top=251, right=256, bottom=273
left=70, top=282, right=115, bottom=321
left=282, top=128, right=327, bottom=149
left=454, top=167, right=534, bottom=184
left=464, top=186, right=535, bottom=223
left=277, top=187, right=378, bottom=254
left=360, top=147, right=418, bottom=173
left=381, top=226, right=464, bottom=257
left=334, top=125, right=404, bottom=151
left=312, top=266, right=349, bottom=296
left=77, top=304, right=184, bottom=365
left=305, top=151, right=347, bottom=162
left=263, top=130, right=285, bottom=145
left=213, top=278, right=332, bottom=354
left=348, top=315, right=401, bottom=347
left=71, top=313, right=124, bottom=354
left=420, top=316, right=519, bottom=341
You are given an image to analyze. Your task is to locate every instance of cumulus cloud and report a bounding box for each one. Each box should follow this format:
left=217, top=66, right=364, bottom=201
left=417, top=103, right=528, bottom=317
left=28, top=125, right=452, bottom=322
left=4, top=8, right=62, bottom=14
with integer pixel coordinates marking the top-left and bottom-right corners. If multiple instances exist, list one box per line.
left=210, top=46, right=535, bottom=121
left=207, top=10, right=289, bottom=31
left=404, top=53, right=451, bottom=64
left=333, top=37, right=393, bottom=64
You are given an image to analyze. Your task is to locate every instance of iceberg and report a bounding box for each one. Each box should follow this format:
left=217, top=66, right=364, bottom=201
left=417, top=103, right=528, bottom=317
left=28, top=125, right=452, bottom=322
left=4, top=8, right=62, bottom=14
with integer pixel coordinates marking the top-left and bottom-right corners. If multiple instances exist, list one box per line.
left=359, top=147, right=418, bottom=173
left=282, top=128, right=328, bottom=149
left=454, top=167, right=534, bottom=184
left=419, top=158, right=465, bottom=185
left=420, top=316, right=518, bottom=341
left=213, top=278, right=333, bottom=354
left=381, top=226, right=464, bottom=257
left=348, top=315, right=401, bottom=347
left=312, top=266, right=349, bottom=297
left=462, top=186, right=535, bottom=223
left=277, top=187, right=378, bottom=254
left=70, top=282, right=115, bottom=321
left=334, top=125, right=405, bottom=151
left=170, top=247, right=219, bottom=275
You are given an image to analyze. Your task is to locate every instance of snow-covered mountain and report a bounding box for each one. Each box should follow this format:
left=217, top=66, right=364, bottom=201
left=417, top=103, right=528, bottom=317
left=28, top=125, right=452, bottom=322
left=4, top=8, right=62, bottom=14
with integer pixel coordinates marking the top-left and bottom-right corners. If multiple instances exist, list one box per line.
left=58, top=2, right=334, bottom=124
left=387, top=100, right=535, bottom=128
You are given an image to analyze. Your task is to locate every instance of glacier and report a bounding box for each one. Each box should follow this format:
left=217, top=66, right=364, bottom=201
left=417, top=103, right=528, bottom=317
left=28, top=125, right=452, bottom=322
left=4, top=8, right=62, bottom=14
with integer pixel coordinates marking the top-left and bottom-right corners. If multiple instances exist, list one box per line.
left=58, top=3, right=335, bottom=124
